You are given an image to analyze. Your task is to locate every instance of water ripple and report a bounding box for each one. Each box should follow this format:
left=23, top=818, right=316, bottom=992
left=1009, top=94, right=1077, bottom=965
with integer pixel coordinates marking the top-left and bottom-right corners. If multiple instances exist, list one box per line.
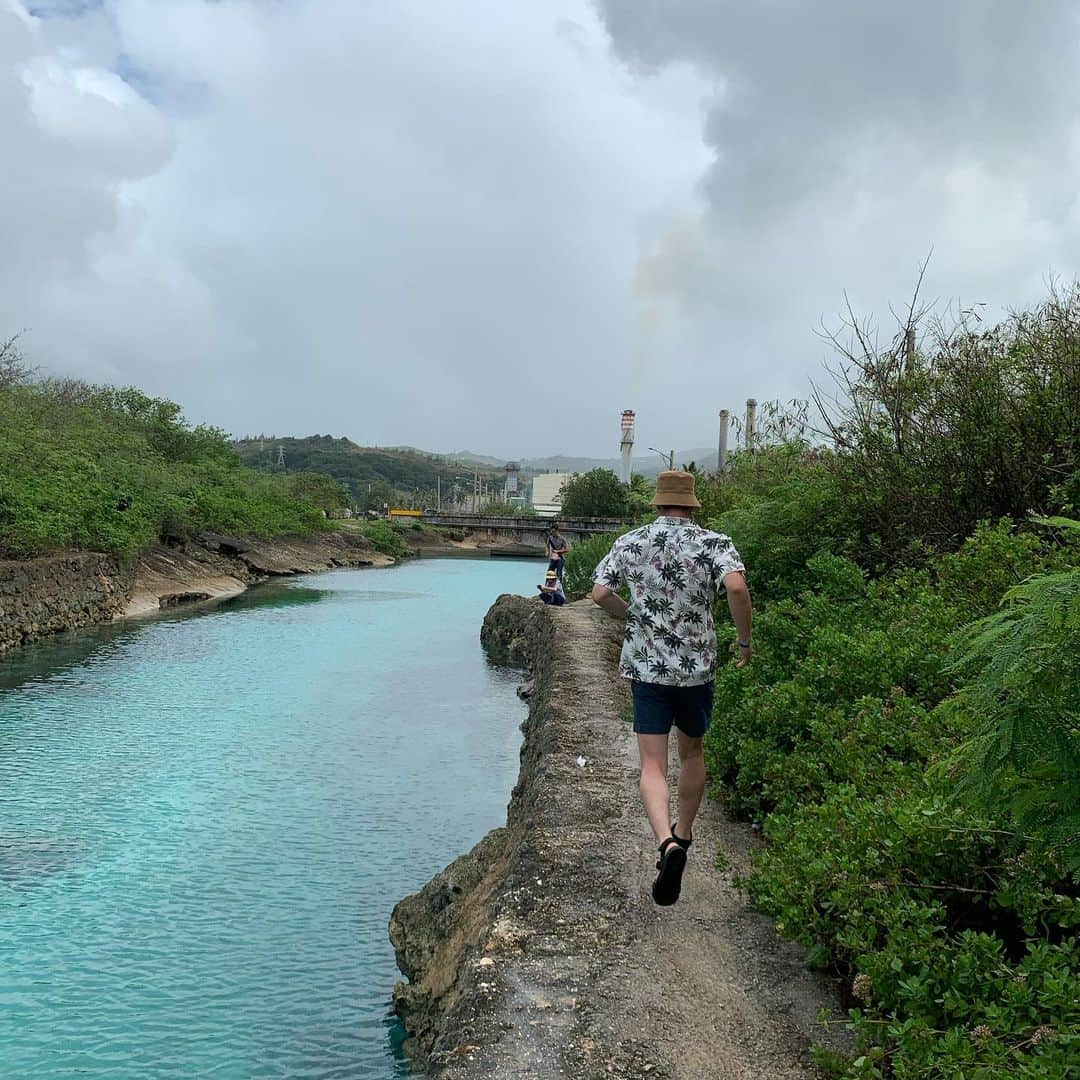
left=0, top=560, right=538, bottom=1077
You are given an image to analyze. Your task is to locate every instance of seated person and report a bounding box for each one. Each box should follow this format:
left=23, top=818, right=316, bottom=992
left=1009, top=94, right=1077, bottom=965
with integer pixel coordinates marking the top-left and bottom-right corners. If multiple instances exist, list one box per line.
left=537, top=568, right=566, bottom=605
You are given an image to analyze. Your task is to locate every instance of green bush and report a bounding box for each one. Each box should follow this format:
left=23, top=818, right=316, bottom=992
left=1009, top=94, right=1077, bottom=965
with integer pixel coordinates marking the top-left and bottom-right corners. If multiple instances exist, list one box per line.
left=561, top=529, right=631, bottom=599
left=353, top=518, right=410, bottom=558
left=705, top=516, right=1079, bottom=1076
left=822, top=285, right=1080, bottom=566
left=944, top=518, right=1080, bottom=873
left=0, top=380, right=326, bottom=560
left=753, top=783, right=1079, bottom=1079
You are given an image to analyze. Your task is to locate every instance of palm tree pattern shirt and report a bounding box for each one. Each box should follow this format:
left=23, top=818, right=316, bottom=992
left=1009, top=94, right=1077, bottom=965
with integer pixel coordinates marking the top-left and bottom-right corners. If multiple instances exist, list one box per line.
left=593, top=517, right=744, bottom=686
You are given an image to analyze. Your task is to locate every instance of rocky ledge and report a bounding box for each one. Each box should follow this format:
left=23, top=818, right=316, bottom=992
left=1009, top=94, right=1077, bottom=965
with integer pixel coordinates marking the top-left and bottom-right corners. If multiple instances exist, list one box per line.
left=389, top=596, right=848, bottom=1079
left=0, top=529, right=393, bottom=655
left=121, top=529, right=394, bottom=618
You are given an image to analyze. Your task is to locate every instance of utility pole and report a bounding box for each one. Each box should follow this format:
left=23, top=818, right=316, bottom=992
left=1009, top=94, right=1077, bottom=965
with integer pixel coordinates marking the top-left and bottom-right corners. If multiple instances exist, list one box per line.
left=437, top=476, right=441, bottom=512
left=718, top=409, right=730, bottom=476
left=276, top=445, right=285, bottom=468
left=668, top=449, right=675, bottom=470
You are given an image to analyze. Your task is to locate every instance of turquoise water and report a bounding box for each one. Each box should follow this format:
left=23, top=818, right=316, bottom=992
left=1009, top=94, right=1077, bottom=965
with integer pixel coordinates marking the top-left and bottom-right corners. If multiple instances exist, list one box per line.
left=0, top=557, right=541, bottom=1078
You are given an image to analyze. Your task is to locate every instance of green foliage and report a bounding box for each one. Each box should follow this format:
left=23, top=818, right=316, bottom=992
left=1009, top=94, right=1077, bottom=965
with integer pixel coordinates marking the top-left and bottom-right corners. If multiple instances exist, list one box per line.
left=751, top=784, right=1079, bottom=1079
left=561, top=529, right=631, bottom=600
left=945, top=518, right=1080, bottom=872
left=559, top=468, right=630, bottom=519
left=481, top=501, right=536, bottom=518
left=351, top=518, right=410, bottom=558
left=0, top=380, right=326, bottom=560
left=284, top=471, right=349, bottom=513
left=705, top=515, right=1080, bottom=1075
left=822, top=285, right=1080, bottom=565
left=700, top=446, right=855, bottom=600
left=233, top=434, right=503, bottom=511
left=626, top=473, right=655, bottom=519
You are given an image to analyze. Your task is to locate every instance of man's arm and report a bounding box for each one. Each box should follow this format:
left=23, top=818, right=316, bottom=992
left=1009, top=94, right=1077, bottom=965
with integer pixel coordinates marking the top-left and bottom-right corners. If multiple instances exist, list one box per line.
left=722, top=571, right=753, bottom=667
left=591, top=583, right=628, bottom=619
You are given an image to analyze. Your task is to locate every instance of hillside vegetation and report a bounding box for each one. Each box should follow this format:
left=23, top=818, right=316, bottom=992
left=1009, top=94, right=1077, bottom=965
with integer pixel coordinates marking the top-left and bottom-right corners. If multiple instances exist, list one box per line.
left=563, top=285, right=1079, bottom=1078
left=0, top=360, right=341, bottom=561
left=234, top=435, right=504, bottom=511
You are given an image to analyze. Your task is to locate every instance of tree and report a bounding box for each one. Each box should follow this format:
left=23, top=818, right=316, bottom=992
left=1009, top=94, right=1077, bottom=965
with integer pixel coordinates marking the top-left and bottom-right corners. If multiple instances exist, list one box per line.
left=626, top=474, right=654, bottom=519
left=0, top=334, right=35, bottom=388
left=285, top=471, right=349, bottom=513
left=560, top=468, right=629, bottom=519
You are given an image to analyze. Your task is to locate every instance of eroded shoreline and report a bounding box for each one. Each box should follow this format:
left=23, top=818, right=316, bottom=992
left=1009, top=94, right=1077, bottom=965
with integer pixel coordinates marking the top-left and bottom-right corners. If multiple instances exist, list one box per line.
left=0, top=530, right=394, bottom=656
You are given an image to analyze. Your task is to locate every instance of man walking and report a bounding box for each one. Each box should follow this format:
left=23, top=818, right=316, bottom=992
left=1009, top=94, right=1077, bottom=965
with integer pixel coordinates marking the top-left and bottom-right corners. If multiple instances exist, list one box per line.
left=590, top=471, right=753, bottom=906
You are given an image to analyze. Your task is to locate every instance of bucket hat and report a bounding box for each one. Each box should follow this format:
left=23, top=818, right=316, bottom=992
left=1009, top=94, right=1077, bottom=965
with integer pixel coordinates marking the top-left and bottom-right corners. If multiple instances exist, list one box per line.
left=651, top=470, right=700, bottom=509
left=545, top=569, right=558, bottom=580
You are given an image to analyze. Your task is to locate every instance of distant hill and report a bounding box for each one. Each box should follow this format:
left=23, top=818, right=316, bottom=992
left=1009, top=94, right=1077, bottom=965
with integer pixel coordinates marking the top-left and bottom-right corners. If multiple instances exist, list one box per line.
left=233, top=435, right=722, bottom=509
left=519, top=448, right=720, bottom=476
left=233, top=436, right=503, bottom=508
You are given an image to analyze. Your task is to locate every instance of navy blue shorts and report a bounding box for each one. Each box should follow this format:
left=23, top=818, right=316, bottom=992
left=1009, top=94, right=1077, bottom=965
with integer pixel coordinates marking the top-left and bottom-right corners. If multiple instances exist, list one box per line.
left=631, top=680, right=714, bottom=737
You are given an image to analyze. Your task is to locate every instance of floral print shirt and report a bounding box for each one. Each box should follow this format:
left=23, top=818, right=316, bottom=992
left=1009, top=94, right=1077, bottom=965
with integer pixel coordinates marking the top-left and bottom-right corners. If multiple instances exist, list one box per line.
left=593, top=516, right=745, bottom=686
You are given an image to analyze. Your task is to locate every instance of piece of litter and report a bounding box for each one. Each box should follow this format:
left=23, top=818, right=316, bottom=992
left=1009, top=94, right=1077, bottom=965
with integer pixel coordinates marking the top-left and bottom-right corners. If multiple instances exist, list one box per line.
left=576, top=755, right=587, bottom=767
left=477, top=956, right=495, bottom=967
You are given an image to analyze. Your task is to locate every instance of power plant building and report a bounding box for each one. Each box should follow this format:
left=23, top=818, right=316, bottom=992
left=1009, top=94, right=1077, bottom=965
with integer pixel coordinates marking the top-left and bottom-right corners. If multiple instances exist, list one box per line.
left=531, top=472, right=573, bottom=516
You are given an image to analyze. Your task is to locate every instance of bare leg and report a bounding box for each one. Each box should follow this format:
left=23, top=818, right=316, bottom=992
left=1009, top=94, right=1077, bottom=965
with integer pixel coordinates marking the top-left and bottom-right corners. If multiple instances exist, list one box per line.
left=637, top=733, right=673, bottom=844
left=674, top=731, right=706, bottom=842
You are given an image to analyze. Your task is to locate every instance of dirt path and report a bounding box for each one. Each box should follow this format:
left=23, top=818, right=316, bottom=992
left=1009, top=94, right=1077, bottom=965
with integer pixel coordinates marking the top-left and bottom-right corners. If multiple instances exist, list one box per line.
left=419, top=600, right=848, bottom=1079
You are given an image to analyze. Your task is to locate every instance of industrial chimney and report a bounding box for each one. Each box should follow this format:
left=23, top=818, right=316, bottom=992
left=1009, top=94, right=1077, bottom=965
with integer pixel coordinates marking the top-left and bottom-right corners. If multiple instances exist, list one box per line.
left=504, top=462, right=520, bottom=501
left=620, top=410, right=635, bottom=484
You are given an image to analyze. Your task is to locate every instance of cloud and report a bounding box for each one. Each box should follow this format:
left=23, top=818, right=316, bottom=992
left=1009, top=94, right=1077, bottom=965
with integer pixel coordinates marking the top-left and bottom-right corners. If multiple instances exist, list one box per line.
left=1, top=0, right=716, bottom=456
left=6, top=1, right=1076, bottom=459
left=595, top=0, right=1080, bottom=419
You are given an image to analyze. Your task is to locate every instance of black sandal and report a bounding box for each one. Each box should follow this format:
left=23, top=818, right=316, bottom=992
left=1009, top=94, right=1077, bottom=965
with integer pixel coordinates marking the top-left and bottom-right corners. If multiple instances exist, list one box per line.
left=652, top=836, right=688, bottom=906
left=670, top=823, right=692, bottom=850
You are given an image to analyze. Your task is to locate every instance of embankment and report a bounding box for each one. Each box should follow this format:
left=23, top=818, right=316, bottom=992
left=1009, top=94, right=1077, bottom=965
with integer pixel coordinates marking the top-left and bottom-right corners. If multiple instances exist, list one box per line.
left=0, top=530, right=393, bottom=655
left=389, top=596, right=848, bottom=1079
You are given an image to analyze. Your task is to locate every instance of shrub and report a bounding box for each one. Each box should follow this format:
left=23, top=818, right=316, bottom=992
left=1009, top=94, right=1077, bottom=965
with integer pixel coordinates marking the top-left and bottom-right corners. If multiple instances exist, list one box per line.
left=354, top=518, right=410, bottom=558
left=944, top=518, right=1080, bottom=873
left=705, top=514, right=1079, bottom=1076
left=0, top=379, right=327, bottom=560
left=560, top=468, right=629, bottom=519
left=561, top=529, right=631, bottom=599
left=820, top=285, right=1080, bottom=566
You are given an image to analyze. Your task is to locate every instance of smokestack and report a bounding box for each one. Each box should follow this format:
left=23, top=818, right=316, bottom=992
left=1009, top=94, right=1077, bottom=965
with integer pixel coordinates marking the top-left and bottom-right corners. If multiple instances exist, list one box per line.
left=619, top=410, right=635, bottom=484
left=745, top=398, right=758, bottom=453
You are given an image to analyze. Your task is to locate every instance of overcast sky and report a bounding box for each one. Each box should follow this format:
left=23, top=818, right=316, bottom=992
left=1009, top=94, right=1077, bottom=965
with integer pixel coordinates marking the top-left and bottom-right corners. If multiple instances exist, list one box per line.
left=4, top=1, right=1080, bottom=458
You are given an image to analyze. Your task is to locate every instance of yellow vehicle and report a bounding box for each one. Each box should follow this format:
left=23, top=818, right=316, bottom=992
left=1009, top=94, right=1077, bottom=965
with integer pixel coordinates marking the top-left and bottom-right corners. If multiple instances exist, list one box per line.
left=388, top=508, right=423, bottom=519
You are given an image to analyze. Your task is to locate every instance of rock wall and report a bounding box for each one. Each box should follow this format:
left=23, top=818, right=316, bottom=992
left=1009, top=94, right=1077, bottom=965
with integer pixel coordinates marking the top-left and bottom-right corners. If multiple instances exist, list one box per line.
left=0, top=529, right=392, bottom=655
left=390, top=594, right=600, bottom=1074
left=390, top=596, right=847, bottom=1079
left=0, top=553, right=134, bottom=655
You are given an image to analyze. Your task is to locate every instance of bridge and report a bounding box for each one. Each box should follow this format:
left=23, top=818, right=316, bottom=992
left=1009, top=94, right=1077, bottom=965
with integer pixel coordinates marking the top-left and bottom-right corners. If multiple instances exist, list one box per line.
left=419, top=512, right=628, bottom=553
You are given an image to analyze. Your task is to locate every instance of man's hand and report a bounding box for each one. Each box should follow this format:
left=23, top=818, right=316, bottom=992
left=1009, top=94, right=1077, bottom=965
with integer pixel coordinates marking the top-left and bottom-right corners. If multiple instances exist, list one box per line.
left=591, top=583, right=628, bottom=619
left=735, top=641, right=753, bottom=668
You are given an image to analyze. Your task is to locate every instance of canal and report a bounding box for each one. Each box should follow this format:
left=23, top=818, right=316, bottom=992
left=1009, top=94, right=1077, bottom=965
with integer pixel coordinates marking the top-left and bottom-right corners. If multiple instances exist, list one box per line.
left=0, top=557, right=539, bottom=1078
